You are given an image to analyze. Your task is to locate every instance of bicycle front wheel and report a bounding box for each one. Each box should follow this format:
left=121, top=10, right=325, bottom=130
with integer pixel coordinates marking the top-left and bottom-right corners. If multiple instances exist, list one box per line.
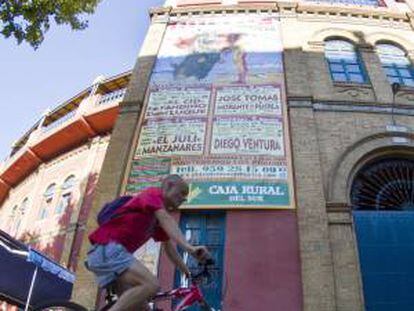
left=199, top=300, right=213, bottom=311
left=33, top=300, right=87, bottom=311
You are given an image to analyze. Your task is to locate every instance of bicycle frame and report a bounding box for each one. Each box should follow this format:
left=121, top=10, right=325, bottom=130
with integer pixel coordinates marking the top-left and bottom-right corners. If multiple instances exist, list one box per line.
left=152, top=283, right=205, bottom=311
left=102, top=260, right=214, bottom=311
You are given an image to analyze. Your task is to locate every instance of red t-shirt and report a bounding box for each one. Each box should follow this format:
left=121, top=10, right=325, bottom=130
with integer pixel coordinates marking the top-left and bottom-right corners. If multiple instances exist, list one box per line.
left=88, top=187, right=170, bottom=253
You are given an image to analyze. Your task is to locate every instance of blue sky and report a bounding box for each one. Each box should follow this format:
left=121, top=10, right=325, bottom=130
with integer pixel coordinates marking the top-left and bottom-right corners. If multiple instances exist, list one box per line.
left=0, top=0, right=164, bottom=160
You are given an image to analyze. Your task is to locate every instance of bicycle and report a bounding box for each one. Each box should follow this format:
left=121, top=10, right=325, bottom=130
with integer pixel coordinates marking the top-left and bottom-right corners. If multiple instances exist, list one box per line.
left=29, top=259, right=215, bottom=311
left=100, top=258, right=216, bottom=311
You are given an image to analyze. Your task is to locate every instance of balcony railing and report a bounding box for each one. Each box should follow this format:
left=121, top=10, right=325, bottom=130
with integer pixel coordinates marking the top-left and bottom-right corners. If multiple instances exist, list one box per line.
left=3, top=144, right=27, bottom=169
left=306, top=0, right=381, bottom=6
left=96, top=88, right=126, bottom=106
left=41, top=110, right=77, bottom=133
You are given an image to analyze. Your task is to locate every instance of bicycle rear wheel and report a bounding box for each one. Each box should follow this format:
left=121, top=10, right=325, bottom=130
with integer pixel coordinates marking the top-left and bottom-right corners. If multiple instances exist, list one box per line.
left=33, top=300, right=87, bottom=311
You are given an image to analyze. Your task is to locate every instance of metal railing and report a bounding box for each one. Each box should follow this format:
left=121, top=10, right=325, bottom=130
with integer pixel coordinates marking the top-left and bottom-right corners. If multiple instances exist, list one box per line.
left=96, top=88, right=126, bottom=106
left=2, top=145, right=27, bottom=169
left=41, top=110, right=77, bottom=133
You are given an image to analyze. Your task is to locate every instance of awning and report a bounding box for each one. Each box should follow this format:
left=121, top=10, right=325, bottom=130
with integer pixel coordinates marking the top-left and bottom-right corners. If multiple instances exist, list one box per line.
left=0, top=230, right=75, bottom=308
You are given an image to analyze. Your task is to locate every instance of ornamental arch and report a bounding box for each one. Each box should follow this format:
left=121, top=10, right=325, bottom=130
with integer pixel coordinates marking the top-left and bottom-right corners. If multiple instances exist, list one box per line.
left=366, top=32, right=414, bottom=54
left=307, top=28, right=366, bottom=51
left=328, top=131, right=414, bottom=204
left=349, top=148, right=414, bottom=310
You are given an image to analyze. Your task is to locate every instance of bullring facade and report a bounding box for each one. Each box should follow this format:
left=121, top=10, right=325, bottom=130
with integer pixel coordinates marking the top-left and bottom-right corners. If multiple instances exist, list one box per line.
left=2, top=0, right=414, bottom=310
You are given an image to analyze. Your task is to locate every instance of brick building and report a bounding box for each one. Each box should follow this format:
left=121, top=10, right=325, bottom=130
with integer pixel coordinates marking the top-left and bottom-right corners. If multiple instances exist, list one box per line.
left=2, top=0, right=414, bottom=310
left=0, top=73, right=130, bottom=310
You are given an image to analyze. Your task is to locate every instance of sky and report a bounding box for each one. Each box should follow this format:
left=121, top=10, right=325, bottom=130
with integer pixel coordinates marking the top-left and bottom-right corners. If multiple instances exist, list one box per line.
left=0, top=0, right=165, bottom=161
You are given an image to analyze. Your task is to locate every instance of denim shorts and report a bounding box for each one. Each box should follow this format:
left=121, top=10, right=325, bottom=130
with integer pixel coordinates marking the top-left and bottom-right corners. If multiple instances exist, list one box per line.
left=85, top=242, right=135, bottom=288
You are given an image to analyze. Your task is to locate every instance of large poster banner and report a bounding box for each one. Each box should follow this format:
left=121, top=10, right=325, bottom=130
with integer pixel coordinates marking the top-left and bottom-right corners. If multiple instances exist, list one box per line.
left=125, top=14, right=294, bottom=209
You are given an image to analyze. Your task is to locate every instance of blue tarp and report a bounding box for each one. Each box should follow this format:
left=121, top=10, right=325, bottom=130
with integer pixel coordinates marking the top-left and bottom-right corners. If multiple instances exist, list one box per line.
left=0, top=230, right=74, bottom=308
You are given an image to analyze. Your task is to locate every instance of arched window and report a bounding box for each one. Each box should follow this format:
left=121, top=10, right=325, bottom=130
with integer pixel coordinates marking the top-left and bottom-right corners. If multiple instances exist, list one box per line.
left=13, top=198, right=29, bottom=235
left=325, top=39, right=368, bottom=84
left=56, top=175, right=76, bottom=214
left=10, top=205, right=18, bottom=219
left=39, top=183, right=56, bottom=219
left=376, top=43, right=414, bottom=87
left=61, top=175, right=76, bottom=190
left=20, top=198, right=29, bottom=215
left=9, top=205, right=20, bottom=236
left=351, top=158, right=414, bottom=210
left=351, top=157, right=414, bottom=309
left=44, top=183, right=56, bottom=199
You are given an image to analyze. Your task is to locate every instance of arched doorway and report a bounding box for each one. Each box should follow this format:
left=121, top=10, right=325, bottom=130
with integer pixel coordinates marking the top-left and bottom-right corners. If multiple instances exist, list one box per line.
left=351, top=157, right=414, bottom=310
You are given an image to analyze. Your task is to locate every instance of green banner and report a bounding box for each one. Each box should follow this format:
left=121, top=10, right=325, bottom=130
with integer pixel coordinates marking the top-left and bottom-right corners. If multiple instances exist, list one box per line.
left=185, top=181, right=290, bottom=207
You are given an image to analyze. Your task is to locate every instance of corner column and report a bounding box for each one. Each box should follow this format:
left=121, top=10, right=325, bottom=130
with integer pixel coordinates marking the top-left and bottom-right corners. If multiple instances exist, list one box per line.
left=327, top=203, right=364, bottom=311
left=72, top=9, right=170, bottom=308
left=289, top=100, right=337, bottom=311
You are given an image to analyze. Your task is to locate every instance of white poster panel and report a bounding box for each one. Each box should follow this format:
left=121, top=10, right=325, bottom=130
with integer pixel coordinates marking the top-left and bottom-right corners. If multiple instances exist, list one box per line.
left=215, top=85, right=281, bottom=116
left=171, top=156, right=288, bottom=180
left=136, top=118, right=206, bottom=157
left=146, top=87, right=211, bottom=118
left=211, top=116, right=284, bottom=156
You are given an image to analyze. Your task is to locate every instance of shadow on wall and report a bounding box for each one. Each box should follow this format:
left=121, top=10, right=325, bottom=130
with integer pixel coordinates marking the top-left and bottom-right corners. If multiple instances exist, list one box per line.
left=18, top=172, right=99, bottom=272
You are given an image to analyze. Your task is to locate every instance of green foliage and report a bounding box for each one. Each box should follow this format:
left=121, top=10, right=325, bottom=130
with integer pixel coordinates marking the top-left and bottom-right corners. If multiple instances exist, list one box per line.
left=0, top=0, right=102, bottom=49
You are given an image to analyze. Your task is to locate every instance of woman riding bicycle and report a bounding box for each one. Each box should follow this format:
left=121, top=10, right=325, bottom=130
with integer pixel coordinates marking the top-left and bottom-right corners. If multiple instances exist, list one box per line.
left=85, top=175, right=210, bottom=311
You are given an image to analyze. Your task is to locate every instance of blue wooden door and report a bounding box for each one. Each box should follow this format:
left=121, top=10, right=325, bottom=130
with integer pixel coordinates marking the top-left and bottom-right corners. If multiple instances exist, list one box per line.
left=174, top=212, right=226, bottom=311
left=353, top=211, right=414, bottom=311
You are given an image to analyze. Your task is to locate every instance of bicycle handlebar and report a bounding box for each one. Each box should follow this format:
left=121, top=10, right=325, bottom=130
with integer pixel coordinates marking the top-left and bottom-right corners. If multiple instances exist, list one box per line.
left=191, top=257, right=215, bottom=283
left=203, top=257, right=215, bottom=266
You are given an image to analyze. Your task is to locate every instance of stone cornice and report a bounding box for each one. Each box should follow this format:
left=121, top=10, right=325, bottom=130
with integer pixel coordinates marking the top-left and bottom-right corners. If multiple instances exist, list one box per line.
left=296, top=3, right=406, bottom=20
left=316, top=102, right=414, bottom=114
left=408, top=12, right=414, bottom=28
left=170, top=3, right=278, bottom=15
left=326, top=202, right=351, bottom=212
left=0, top=178, right=11, bottom=190
left=119, top=100, right=143, bottom=114
left=149, top=2, right=412, bottom=28
left=149, top=6, right=172, bottom=17
left=288, top=99, right=414, bottom=114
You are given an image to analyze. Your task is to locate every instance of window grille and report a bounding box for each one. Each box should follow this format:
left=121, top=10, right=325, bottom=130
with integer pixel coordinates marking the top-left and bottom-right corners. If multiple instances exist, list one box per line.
left=377, top=44, right=414, bottom=87
left=325, top=40, right=368, bottom=84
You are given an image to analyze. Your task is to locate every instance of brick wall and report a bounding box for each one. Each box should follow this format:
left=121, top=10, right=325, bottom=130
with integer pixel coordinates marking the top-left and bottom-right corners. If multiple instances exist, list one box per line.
left=71, top=3, right=414, bottom=310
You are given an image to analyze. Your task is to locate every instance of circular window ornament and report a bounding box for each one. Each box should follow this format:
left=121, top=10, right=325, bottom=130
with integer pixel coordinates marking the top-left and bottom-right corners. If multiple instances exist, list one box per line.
left=351, top=158, right=414, bottom=211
